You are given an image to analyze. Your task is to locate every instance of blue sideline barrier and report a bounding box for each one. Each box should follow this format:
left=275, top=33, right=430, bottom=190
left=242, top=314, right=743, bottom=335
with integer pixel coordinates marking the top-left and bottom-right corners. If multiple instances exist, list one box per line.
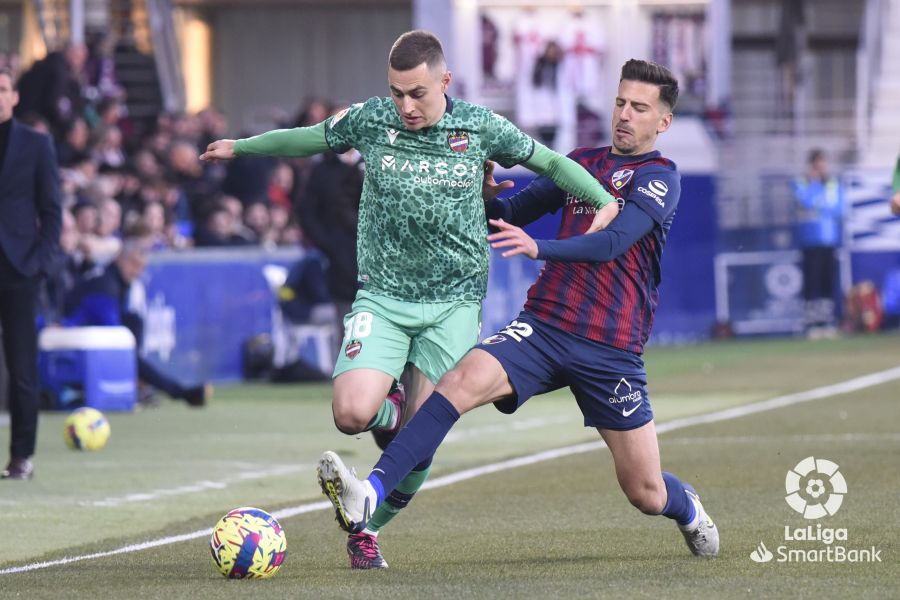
left=141, top=248, right=545, bottom=383
left=141, top=175, right=719, bottom=383
left=142, top=248, right=302, bottom=383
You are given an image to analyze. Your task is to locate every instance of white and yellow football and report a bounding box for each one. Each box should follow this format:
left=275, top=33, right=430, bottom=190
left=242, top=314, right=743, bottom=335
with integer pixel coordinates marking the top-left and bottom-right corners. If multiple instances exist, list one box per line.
left=209, top=507, right=287, bottom=579
left=63, top=407, right=111, bottom=451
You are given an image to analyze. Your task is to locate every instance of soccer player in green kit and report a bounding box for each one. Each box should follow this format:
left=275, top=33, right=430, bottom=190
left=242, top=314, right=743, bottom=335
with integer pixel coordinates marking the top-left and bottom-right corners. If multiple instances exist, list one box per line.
left=201, top=30, right=618, bottom=569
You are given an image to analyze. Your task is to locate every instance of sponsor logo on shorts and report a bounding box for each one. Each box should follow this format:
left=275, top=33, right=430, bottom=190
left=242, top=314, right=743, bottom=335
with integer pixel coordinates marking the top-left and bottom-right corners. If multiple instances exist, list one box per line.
left=607, top=378, right=644, bottom=417
left=607, top=377, right=643, bottom=404
left=481, top=334, right=507, bottom=345
left=622, top=402, right=643, bottom=417
left=345, top=339, right=362, bottom=359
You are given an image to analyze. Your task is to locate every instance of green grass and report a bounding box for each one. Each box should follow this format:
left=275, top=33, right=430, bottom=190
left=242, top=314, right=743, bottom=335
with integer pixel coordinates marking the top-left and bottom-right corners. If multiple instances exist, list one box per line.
left=1, top=334, right=899, bottom=598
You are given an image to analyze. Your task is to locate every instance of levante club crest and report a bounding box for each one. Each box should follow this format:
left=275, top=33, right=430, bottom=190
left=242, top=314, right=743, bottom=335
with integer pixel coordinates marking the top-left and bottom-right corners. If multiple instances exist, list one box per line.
left=345, top=339, right=362, bottom=359
left=448, top=131, right=469, bottom=153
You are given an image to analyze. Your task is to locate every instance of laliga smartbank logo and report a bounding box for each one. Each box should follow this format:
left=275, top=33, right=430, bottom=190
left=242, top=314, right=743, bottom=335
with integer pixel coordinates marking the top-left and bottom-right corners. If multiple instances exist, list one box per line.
left=749, top=457, right=882, bottom=564
left=785, top=456, right=845, bottom=519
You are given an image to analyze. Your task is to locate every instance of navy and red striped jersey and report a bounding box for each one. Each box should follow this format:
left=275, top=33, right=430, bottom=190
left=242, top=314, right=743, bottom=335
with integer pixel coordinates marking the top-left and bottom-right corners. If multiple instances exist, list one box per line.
left=520, top=146, right=680, bottom=354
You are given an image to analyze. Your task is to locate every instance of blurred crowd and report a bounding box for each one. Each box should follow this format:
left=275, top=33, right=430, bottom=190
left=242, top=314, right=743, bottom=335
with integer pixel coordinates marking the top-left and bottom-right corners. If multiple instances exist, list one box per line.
left=7, top=43, right=360, bottom=325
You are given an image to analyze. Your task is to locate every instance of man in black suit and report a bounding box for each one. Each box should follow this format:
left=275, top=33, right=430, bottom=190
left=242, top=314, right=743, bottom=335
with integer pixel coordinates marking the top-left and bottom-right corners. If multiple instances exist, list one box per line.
left=0, top=67, right=62, bottom=480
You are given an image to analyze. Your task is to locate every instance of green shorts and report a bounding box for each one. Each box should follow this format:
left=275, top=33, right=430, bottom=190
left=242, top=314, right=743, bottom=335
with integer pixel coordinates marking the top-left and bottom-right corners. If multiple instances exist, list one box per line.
left=333, top=289, right=482, bottom=384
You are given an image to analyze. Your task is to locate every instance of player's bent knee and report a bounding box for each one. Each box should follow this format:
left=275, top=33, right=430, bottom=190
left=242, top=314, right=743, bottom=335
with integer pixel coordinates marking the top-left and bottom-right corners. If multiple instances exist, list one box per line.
left=435, top=367, right=490, bottom=414
left=436, top=348, right=510, bottom=409
left=331, top=402, right=369, bottom=435
left=623, top=482, right=667, bottom=515
left=332, top=415, right=366, bottom=435
left=435, top=367, right=466, bottom=392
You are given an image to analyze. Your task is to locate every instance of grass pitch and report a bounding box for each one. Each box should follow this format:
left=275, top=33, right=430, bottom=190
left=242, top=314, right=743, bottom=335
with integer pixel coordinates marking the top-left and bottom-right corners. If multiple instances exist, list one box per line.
left=1, top=334, right=899, bottom=598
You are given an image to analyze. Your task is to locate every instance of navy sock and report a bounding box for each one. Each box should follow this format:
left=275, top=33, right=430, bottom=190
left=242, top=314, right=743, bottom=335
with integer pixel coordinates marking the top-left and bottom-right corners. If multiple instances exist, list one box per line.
left=661, top=471, right=696, bottom=526
left=367, top=392, right=459, bottom=504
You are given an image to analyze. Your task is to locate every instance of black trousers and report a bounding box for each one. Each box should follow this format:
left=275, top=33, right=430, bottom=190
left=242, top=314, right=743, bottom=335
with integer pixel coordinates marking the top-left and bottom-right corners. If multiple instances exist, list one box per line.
left=138, top=356, right=189, bottom=399
left=0, top=255, right=40, bottom=459
left=123, top=312, right=190, bottom=400
left=801, top=246, right=838, bottom=327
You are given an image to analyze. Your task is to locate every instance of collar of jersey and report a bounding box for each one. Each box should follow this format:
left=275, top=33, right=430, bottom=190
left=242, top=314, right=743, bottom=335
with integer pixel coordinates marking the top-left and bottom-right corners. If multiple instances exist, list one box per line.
left=609, top=148, right=661, bottom=162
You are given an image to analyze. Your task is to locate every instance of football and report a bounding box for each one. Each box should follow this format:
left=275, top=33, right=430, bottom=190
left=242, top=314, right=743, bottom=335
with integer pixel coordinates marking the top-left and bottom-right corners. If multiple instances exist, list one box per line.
left=63, top=407, right=111, bottom=450
left=209, top=507, right=287, bottom=579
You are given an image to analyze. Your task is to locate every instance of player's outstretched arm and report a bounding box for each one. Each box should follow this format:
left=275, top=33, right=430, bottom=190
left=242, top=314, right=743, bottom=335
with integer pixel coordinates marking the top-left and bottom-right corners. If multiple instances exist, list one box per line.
left=200, top=139, right=236, bottom=162
left=200, top=122, right=332, bottom=162
left=537, top=202, right=656, bottom=263
left=523, top=143, right=620, bottom=215
left=488, top=203, right=656, bottom=264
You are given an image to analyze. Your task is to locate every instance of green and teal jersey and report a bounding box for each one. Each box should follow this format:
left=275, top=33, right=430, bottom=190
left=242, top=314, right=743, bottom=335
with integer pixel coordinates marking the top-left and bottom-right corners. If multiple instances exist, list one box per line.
left=326, top=96, right=534, bottom=303
left=234, top=95, right=616, bottom=303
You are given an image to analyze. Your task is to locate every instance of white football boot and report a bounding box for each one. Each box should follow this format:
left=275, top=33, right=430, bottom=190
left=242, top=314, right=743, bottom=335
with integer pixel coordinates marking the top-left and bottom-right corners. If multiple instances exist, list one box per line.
left=678, top=489, right=720, bottom=557
left=317, top=450, right=378, bottom=534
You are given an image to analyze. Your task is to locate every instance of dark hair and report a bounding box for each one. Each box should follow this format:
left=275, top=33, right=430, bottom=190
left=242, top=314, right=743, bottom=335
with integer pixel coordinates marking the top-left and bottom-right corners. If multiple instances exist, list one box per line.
left=620, top=59, right=679, bottom=110
left=0, top=67, right=16, bottom=89
left=18, top=112, right=48, bottom=129
left=389, top=30, right=446, bottom=72
left=808, top=148, right=826, bottom=164
left=122, top=222, right=153, bottom=241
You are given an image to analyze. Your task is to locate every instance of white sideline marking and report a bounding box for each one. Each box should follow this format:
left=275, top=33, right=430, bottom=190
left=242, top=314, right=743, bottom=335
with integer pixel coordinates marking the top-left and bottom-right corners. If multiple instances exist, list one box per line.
left=0, top=500, right=337, bottom=577
left=0, top=415, right=8, bottom=427
left=2, top=365, right=899, bottom=575
left=84, top=464, right=308, bottom=507
left=444, top=414, right=574, bottom=443
left=660, top=433, right=900, bottom=445
left=82, top=416, right=570, bottom=509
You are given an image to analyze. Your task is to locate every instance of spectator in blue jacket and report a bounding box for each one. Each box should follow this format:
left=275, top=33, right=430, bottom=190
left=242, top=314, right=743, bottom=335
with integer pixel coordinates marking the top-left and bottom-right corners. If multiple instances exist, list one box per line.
left=63, top=238, right=210, bottom=407
left=792, top=149, right=846, bottom=338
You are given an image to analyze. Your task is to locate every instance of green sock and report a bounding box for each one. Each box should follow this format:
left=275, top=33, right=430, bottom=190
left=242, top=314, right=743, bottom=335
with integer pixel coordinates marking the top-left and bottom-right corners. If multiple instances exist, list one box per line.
left=365, top=464, right=432, bottom=533
left=364, top=398, right=397, bottom=432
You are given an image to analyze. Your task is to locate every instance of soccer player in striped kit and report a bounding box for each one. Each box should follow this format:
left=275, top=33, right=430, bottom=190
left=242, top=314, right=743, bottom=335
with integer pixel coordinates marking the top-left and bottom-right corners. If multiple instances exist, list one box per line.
left=317, top=58, right=720, bottom=559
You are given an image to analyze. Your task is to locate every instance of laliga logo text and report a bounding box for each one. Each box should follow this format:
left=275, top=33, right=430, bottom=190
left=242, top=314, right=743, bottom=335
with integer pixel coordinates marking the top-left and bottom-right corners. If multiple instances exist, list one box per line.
left=750, top=457, right=882, bottom=564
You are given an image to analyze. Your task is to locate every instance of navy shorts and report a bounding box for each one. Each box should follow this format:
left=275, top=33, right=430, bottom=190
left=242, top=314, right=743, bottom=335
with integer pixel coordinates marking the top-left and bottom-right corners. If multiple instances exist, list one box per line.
left=476, top=312, right=653, bottom=431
